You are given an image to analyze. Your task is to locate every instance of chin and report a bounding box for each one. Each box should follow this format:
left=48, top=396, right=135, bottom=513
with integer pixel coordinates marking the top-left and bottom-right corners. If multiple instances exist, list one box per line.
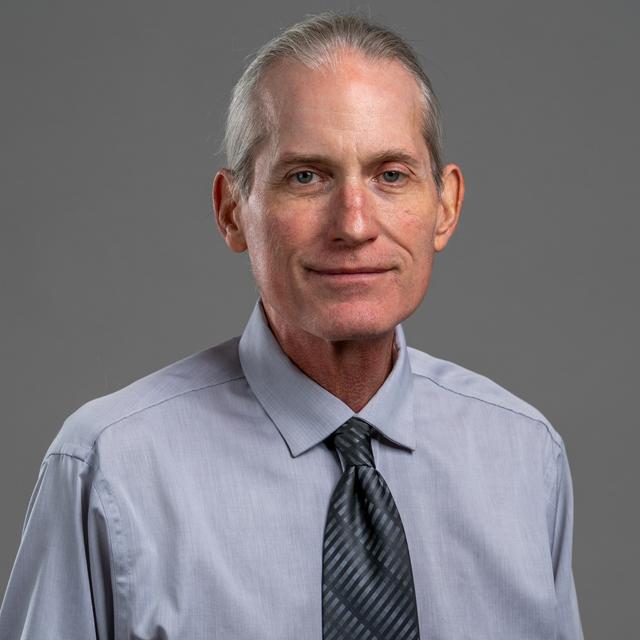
left=306, top=300, right=406, bottom=342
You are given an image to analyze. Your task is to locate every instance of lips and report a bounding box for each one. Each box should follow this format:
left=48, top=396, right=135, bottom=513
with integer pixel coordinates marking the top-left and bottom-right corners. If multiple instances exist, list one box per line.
left=307, top=266, right=391, bottom=275
left=305, top=266, right=393, bottom=287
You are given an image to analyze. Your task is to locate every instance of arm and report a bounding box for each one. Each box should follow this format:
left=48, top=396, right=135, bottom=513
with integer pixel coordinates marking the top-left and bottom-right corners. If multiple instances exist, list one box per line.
left=0, top=453, right=115, bottom=640
left=549, top=441, right=584, bottom=640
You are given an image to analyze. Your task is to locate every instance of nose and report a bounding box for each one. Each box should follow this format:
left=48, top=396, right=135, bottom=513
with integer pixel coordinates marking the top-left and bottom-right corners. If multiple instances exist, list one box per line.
left=328, top=180, right=379, bottom=246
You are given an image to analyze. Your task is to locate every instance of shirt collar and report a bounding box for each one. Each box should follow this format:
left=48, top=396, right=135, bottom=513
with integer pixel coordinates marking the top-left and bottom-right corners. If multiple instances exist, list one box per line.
left=238, top=300, right=416, bottom=457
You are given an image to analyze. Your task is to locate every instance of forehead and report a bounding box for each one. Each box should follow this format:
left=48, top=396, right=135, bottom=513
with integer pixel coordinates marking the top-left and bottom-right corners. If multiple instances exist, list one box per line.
left=256, top=51, right=428, bottom=165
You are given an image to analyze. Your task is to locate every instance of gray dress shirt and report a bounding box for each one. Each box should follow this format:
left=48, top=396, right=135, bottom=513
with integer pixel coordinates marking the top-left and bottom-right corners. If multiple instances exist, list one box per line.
left=0, top=300, right=583, bottom=639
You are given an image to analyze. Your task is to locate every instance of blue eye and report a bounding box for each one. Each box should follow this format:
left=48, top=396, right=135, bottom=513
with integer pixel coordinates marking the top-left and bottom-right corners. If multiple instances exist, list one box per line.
left=294, top=171, right=315, bottom=184
left=381, top=170, right=402, bottom=183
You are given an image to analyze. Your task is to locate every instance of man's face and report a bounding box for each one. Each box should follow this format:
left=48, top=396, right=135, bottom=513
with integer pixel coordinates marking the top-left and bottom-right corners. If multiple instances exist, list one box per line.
left=218, top=50, right=462, bottom=342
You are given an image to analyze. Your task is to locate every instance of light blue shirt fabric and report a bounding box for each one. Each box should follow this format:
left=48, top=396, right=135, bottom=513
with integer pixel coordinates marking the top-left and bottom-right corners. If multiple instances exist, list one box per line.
left=0, top=300, right=583, bottom=639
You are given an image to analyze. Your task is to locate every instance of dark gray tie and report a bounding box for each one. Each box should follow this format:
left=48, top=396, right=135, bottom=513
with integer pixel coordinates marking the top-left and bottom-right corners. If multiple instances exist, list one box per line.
left=322, top=416, right=420, bottom=639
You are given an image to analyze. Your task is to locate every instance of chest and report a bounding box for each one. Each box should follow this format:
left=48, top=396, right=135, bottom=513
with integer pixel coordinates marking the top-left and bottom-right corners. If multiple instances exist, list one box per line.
left=114, top=436, right=557, bottom=639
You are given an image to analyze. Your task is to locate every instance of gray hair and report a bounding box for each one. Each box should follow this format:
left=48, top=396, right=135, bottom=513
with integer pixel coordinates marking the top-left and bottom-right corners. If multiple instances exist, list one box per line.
left=223, top=12, right=444, bottom=197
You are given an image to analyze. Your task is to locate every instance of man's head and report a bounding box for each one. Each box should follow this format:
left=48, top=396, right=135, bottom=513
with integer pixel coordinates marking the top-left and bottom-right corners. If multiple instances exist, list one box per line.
left=223, top=13, right=444, bottom=199
left=213, top=13, right=464, bottom=343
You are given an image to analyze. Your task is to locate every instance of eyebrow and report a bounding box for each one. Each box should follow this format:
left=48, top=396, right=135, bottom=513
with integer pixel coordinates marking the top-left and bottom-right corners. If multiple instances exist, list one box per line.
left=365, top=149, right=424, bottom=171
left=271, top=154, right=334, bottom=174
left=271, top=149, right=425, bottom=174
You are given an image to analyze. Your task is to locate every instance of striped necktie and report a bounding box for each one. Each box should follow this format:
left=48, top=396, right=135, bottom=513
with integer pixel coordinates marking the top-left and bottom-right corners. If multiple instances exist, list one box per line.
left=322, top=416, right=420, bottom=639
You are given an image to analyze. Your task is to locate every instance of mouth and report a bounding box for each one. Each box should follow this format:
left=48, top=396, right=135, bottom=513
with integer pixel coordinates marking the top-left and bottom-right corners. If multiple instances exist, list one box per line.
left=308, top=267, right=391, bottom=275
left=305, top=266, right=394, bottom=284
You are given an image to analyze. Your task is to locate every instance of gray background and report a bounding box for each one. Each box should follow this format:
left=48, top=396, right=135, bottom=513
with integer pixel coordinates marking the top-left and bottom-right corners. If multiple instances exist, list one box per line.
left=1, top=0, right=637, bottom=636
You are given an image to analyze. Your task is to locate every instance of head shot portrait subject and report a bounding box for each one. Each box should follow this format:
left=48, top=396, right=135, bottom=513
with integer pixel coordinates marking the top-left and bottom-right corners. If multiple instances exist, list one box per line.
left=0, top=13, right=583, bottom=640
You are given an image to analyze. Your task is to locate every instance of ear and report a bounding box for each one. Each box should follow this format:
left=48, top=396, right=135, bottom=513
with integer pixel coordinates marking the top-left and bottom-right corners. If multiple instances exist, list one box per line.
left=212, top=169, right=248, bottom=253
left=434, top=163, right=465, bottom=253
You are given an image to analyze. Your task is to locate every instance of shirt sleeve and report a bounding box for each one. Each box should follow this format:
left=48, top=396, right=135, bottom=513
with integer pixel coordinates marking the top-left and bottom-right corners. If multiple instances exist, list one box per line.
left=549, top=441, right=584, bottom=640
left=0, top=452, right=116, bottom=640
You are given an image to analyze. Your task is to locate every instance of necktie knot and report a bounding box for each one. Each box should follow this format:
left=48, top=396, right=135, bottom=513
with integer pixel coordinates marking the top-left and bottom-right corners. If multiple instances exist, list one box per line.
left=332, top=417, right=375, bottom=468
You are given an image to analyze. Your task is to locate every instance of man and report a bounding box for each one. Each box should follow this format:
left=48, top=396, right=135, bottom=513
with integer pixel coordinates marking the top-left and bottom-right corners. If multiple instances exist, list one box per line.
left=0, top=12, right=583, bottom=640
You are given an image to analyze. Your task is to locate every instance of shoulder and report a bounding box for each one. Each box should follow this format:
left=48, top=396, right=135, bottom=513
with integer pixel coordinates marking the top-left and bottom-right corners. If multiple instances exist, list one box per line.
left=407, top=346, right=565, bottom=452
left=46, top=336, right=244, bottom=463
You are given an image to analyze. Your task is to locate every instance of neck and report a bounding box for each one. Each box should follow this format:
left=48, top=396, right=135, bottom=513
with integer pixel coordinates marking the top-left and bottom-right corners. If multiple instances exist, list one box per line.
left=262, top=302, right=396, bottom=412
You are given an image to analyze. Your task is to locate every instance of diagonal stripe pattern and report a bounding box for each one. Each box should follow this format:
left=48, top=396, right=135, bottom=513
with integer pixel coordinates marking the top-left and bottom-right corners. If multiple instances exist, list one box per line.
left=322, top=417, right=420, bottom=640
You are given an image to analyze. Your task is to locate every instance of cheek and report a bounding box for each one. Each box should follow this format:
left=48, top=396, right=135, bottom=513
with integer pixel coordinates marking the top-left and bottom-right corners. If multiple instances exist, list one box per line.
left=385, top=204, right=436, bottom=263
left=245, top=205, right=313, bottom=277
